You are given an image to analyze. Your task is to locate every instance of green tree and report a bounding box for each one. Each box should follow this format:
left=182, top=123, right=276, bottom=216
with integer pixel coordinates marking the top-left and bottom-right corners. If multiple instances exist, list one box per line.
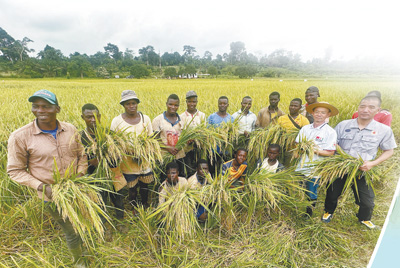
left=208, top=66, right=218, bottom=77
left=234, top=65, right=257, bottom=78
left=138, top=45, right=155, bottom=66
left=67, top=52, right=94, bottom=78
left=229, top=41, right=246, bottom=64
left=104, top=43, right=122, bottom=63
left=37, top=45, right=65, bottom=77
left=130, top=64, right=150, bottom=78
left=185, top=65, right=196, bottom=74
left=16, top=37, right=34, bottom=61
left=164, top=67, right=177, bottom=77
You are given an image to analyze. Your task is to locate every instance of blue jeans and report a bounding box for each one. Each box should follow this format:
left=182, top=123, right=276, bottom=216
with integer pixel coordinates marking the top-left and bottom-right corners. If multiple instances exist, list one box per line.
left=306, top=177, right=319, bottom=200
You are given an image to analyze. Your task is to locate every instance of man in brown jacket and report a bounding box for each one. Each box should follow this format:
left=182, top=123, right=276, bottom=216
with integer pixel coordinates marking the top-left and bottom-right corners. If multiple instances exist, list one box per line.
left=255, top=91, right=285, bottom=128
left=7, top=89, right=88, bottom=267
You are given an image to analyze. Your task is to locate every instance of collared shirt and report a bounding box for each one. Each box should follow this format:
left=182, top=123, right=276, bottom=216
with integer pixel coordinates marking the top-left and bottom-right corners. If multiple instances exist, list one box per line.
left=152, top=112, right=185, bottom=159
left=255, top=107, right=285, bottom=128
left=180, top=110, right=206, bottom=128
left=335, top=119, right=397, bottom=161
left=7, top=120, right=87, bottom=201
left=352, top=110, right=392, bottom=127
left=295, top=122, right=337, bottom=174
left=232, top=110, right=257, bottom=134
left=188, top=172, right=210, bottom=189
left=158, top=176, right=188, bottom=205
left=277, top=114, right=310, bottom=130
left=207, top=112, right=234, bottom=127
left=111, top=113, right=153, bottom=174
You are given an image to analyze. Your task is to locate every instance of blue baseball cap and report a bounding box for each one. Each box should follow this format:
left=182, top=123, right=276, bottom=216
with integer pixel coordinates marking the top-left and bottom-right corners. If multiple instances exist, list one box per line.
left=28, top=89, right=59, bottom=105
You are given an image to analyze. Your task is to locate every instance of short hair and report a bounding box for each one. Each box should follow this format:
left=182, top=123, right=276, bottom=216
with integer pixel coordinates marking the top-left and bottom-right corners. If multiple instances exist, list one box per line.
left=218, top=96, right=229, bottom=102
left=235, top=148, right=247, bottom=154
left=167, top=94, right=180, bottom=102
left=197, top=159, right=209, bottom=168
left=81, top=103, right=99, bottom=114
left=269, top=91, right=280, bottom=98
left=166, top=161, right=179, bottom=172
left=306, top=86, right=320, bottom=97
left=242, top=96, right=252, bottom=101
left=360, top=95, right=381, bottom=107
left=367, top=91, right=381, bottom=98
left=268, top=144, right=281, bottom=151
left=291, top=98, right=302, bottom=106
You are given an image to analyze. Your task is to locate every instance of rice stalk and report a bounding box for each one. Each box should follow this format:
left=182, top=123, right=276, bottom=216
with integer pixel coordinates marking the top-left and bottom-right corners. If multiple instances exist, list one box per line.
left=311, top=146, right=382, bottom=195
left=51, top=160, right=112, bottom=247
left=290, top=134, right=316, bottom=168
left=212, top=119, right=241, bottom=157
left=128, top=131, right=163, bottom=169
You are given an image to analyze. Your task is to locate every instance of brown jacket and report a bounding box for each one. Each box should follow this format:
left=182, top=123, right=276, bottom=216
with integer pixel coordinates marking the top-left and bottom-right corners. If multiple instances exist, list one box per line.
left=7, top=120, right=87, bottom=201
left=255, top=107, right=285, bottom=128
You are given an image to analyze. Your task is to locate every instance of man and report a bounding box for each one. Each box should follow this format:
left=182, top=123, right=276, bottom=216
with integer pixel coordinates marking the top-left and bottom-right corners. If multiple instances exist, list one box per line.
left=7, top=90, right=87, bottom=266
left=180, top=90, right=206, bottom=177
left=295, top=102, right=338, bottom=217
left=180, top=90, right=206, bottom=128
left=351, top=91, right=392, bottom=126
left=258, top=144, right=284, bottom=173
left=300, top=86, right=321, bottom=123
left=277, top=98, right=310, bottom=131
left=322, top=96, right=396, bottom=228
left=80, top=103, right=124, bottom=234
left=277, top=98, right=310, bottom=167
left=153, top=94, right=187, bottom=177
left=232, top=96, right=257, bottom=137
left=207, top=96, right=234, bottom=126
left=158, top=162, right=188, bottom=205
left=207, top=96, right=234, bottom=175
left=188, top=159, right=211, bottom=221
left=255, top=91, right=284, bottom=128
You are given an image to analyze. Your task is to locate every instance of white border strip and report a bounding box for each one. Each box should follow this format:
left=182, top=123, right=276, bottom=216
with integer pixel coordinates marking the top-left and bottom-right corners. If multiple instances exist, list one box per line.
left=367, top=177, right=400, bottom=268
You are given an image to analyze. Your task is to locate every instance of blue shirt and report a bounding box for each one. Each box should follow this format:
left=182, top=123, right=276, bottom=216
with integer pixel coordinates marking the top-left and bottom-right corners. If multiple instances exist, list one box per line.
left=41, top=125, right=58, bottom=139
left=207, top=112, right=234, bottom=127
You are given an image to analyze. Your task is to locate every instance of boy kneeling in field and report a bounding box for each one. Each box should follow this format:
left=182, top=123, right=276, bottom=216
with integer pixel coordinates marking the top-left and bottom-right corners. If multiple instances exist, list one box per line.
left=158, top=162, right=187, bottom=205
left=222, top=148, right=248, bottom=190
left=257, top=144, right=284, bottom=173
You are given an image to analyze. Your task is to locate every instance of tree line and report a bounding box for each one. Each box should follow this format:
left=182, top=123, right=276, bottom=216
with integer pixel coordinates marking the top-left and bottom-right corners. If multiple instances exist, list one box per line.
left=0, top=27, right=398, bottom=79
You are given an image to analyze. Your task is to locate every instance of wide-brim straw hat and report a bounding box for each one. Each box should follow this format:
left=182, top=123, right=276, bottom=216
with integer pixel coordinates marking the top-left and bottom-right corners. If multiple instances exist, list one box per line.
left=306, top=101, right=339, bottom=117
left=120, top=90, right=140, bottom=104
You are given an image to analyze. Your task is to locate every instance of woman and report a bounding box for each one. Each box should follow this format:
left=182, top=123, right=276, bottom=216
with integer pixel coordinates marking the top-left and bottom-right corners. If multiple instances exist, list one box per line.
left=111, top=90, right=154, bottom=210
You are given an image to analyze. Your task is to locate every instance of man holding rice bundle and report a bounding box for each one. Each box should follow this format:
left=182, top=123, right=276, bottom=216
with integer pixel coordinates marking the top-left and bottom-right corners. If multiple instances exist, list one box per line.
left=111, top=90, right=155, bottom=212
left=7, top=89, right=88, bottom=267
left=180, top=90, right=206, bottom=177
left=295, top=102, right=338, bottom=217
left=322, top=95, right=396, bottom=228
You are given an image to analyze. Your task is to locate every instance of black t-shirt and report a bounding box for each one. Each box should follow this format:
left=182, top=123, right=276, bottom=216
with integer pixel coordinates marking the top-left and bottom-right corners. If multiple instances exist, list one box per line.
left=80, top=130, right=97, bottom=175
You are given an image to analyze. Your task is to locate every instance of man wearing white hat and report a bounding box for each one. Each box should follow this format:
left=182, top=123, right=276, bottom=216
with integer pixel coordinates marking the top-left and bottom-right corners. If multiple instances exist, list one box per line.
left=295, top=101, right=339, bottom=217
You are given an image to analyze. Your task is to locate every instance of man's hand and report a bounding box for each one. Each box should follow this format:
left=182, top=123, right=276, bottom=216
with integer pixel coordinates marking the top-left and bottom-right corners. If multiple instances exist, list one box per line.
left=359, top=160, right=375, bottom=172
left=88, top=158, right=99, bottom=167
left=37, top=183, right=53, bottom=200
left=167, top=146, right=179, bottom=155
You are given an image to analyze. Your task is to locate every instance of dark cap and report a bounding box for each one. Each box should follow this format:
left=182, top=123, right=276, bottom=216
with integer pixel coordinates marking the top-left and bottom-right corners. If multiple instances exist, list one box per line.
left=28, top=89, right=58, bottom=105
left=186, top=90, right=197, bottom=99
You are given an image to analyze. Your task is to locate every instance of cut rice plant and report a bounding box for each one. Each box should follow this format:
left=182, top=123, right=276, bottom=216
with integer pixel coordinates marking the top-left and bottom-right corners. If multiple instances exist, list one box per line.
left=290, top=134, right=316, bottom=168
left=212, top=119, right=241, bottom=157
left=311, top=146, right=384, bottom=195
left=129, top=131, right=163, bottom=169
left=244, top=168, right=307, bottom=217
left=200, top=173, right=240, bottom=231
left=147, top=185, right=201, bottom=241
left=163, top=122, right=226, bottom=163
left=51, top=160, right=112, bottom=246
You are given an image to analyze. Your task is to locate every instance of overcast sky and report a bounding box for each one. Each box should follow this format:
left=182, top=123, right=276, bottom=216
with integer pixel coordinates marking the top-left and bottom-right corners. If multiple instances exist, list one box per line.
left=1, top=0, right=398, bottom=62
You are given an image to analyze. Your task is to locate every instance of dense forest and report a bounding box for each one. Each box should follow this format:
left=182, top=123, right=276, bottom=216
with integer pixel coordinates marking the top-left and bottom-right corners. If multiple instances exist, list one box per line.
left=1, top=27, right=399, bottom=79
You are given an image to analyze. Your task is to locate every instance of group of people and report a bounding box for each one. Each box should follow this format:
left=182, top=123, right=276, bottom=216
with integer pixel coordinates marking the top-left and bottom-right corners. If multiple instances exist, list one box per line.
left=6, top=86, right=396, bottom=266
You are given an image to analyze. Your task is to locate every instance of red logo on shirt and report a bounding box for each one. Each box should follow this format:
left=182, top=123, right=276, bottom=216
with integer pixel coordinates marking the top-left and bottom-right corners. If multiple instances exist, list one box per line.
left=372, top=131, right=377, bottom=135
left=166, top=131, right=179, bottom=146
left=315, top=136, right=323, bottom=142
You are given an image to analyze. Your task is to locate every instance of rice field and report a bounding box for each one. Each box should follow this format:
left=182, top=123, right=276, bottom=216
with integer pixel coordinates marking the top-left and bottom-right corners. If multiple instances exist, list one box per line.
left=0, top=77, right=399, bottom=267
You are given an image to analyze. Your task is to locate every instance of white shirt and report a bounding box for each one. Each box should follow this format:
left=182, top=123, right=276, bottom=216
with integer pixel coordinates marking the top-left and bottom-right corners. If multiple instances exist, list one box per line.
left=295, top=122, right=337, bottom=175
left=180, top=110, right=206, bottom=128
left=158, top=177, right=188, bottom=205
left=232, top=110, right=257, bottom=134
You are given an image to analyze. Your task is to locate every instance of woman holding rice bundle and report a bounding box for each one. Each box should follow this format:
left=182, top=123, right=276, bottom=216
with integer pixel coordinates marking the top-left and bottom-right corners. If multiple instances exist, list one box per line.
left=111, top=90, right=155, bottom=210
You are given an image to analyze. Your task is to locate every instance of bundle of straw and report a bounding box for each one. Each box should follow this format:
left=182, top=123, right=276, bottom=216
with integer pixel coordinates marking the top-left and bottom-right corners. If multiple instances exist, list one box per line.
left=200, top=174, right=240, bottom=231
left=290, top=134, right=316, bottom=168
left=51, top=160, right=112, bottom=246
left=245, top=168, right=306, bottom=213
left=248, top=124, right=289, bottom=164
left=213, top=120, right=241, bottom=156
left=148, top=185, right=201, bottom=240
left=163, top=122, right=226, bottom=163
left=128, top=131, right=163, bottom=169
left=311, top=146, right=382, bottom=194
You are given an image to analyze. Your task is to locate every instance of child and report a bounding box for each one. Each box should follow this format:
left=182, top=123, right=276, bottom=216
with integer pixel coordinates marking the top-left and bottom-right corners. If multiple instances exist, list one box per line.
left=222, top=148, right=248, bottom=189
left=158, top=162, right=187, bottom=205
left=258, top=144, right=284, bottom=173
